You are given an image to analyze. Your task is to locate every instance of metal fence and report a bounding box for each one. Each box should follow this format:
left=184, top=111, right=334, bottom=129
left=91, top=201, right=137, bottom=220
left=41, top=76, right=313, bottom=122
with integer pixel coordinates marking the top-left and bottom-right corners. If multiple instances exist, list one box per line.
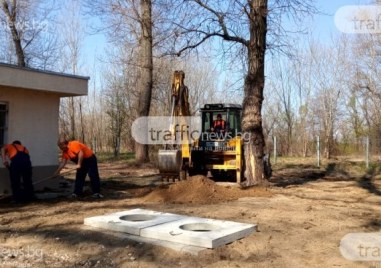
left=268, top=136, right=381, bottom=168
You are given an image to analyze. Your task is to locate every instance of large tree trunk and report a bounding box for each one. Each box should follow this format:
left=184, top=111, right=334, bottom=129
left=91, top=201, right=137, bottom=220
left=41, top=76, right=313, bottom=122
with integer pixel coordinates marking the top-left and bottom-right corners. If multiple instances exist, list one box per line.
left=135, top=0, right=153, bottom=162
left=241, top=0, right=268, bottom=186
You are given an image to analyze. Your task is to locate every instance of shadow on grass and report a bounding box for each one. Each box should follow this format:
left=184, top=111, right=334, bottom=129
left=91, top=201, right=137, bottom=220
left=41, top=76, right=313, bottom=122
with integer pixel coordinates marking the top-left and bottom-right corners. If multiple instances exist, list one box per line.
left=97, top=152, right=135, bottom=162
left=357, top=176, right=381, bottom=196
left=270, top=161, right=366, bottom=187
left=0, top=174, right=162, bottom=209
left=362, top=219, right=381, bottom=231
left=269, top=167, right=326, bottom=187
left=355, top=163, right=381, bottom=196
left=277, top=163, right=320, bottom=170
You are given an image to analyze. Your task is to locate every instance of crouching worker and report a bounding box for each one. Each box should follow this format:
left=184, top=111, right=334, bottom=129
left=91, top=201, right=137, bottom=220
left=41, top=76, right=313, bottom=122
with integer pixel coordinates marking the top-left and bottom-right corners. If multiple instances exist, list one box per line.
left=1, top=140, right=34, bottom=203
left=54, top=138, right=103, bottom=198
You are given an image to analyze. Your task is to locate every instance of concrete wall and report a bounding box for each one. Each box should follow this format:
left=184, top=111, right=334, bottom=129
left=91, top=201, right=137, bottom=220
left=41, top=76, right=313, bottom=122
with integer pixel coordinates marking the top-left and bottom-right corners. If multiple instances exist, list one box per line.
left=0, top=63, right=88, bottom=96
left=0, top=87, right=61, bottom=194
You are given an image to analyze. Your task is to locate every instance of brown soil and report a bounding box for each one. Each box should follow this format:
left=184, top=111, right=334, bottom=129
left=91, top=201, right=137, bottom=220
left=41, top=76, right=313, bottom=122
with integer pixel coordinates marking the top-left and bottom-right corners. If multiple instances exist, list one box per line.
left=0, top=161, right=380, bottom=267
left=142, top=175, right=272, bottom=204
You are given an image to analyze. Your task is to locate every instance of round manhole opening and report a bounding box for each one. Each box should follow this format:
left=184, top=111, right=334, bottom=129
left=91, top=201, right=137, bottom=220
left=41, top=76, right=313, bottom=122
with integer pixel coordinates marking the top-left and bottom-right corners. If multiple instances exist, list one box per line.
left=119, top=214, right=157, bottom=222
left=179, top=223, right=220, bottom=232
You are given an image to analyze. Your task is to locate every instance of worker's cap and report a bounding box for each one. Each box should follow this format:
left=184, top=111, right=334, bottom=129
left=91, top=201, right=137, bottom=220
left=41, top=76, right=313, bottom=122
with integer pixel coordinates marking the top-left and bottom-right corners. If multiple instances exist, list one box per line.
left=217, top=114, right=222, bottom=118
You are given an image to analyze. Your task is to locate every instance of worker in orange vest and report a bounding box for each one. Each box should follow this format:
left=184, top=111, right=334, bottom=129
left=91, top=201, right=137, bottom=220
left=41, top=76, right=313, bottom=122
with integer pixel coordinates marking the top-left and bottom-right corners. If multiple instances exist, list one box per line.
left=54, top=138, right=103, bottom=199
left=1, top=140, right=34, bottom=203
left=211, top=114, right=226, bottom=134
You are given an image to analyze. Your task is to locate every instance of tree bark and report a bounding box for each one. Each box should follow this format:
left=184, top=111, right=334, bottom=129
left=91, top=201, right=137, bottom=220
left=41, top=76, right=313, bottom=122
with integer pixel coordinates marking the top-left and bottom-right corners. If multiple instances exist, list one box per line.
left=2, top=0, right=26, bottom=67
left=241, top=0, right=268, bottom=186
left=69, top=97, right=76, bottom=140
left=135, top=0, right=153, bottom=162
left=324, top=121, right=333, bottom=159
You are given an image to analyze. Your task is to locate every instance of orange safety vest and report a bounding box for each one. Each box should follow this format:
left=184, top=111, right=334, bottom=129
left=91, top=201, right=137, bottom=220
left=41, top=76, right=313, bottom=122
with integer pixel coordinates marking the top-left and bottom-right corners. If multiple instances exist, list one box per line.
left=62, top=141, right=94, bottom=161
left=213, top=119, right=226, bottom=129
left=4, top=144, right=29, bottom=160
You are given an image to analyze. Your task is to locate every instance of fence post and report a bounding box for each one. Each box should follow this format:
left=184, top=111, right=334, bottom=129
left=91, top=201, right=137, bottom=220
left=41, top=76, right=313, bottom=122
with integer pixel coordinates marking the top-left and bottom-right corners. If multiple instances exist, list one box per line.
left=317, top=136, right=320, bottom=168
left=365, top=136, right=369, bottom=169
left=273, top=136, right=277, bottom=164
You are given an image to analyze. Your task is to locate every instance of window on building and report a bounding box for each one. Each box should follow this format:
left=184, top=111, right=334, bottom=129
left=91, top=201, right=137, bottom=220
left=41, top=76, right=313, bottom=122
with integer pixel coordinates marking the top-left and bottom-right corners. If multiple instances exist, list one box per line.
left=0, top=103, right=8, bottom=147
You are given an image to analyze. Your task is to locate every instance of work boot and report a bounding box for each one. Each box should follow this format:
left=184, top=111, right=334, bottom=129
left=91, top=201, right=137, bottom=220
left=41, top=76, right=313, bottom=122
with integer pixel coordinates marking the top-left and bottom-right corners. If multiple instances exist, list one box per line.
left=69, top=193, right=78, bottom=199
left=92, top=193, right=103, bottom=199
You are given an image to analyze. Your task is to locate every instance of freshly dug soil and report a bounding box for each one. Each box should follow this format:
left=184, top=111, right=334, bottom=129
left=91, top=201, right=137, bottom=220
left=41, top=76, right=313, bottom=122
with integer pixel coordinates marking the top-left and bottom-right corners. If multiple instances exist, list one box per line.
left=141, top=175, right=272, bottom=204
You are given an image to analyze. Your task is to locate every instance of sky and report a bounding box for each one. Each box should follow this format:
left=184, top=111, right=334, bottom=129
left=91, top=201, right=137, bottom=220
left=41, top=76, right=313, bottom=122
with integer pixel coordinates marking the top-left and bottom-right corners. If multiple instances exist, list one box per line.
left=313, top=0, right=354, bottom=39
left=78, top=0, right=375, bottom=91
left=311, top=0, right=373, bottom=41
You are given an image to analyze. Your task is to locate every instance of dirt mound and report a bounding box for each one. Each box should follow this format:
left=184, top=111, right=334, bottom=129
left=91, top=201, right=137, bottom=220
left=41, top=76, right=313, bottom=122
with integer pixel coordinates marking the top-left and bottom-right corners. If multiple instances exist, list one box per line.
left=141, top=175, right=272, bottom=204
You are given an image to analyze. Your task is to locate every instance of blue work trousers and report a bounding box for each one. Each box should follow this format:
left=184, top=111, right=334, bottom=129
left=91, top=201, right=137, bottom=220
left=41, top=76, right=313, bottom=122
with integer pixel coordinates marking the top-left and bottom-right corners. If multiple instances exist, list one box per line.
left=73, top=155, right=101, bottom=195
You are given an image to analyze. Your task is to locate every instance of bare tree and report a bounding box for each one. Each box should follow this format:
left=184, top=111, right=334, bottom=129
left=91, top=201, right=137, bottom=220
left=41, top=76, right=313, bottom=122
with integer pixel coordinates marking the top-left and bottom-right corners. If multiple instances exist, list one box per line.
left=292, top=47, right=314, bottom=157
left=57, top=0, right=86, bottom=141
left=87, top=0, right=156, bottom=162
left=103, top=68, right=130, bottom=156
left=270, top=59, right=295, bottom=155
left=1, top=0, right=25, bottom=66
left=349, top=32, right=381, bottom=149
left=167, top=0, right=317, bottom=186
left=0, top=0, right=59, bottom=68
left=305, top=38, right=349, bottom=159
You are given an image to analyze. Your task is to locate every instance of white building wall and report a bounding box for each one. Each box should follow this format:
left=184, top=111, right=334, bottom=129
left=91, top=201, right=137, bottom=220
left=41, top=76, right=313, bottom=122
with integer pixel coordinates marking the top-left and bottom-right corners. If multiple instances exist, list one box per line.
left=0, top=64, right=89, bottom=196
left=0, top=87, right=61, bottom=193
left=0, top=87, right=60, bottom=166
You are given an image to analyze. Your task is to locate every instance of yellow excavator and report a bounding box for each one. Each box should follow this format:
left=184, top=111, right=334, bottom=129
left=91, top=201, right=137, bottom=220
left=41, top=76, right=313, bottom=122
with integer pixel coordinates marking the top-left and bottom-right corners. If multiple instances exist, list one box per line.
left=158, top=71, right=245, bottom=182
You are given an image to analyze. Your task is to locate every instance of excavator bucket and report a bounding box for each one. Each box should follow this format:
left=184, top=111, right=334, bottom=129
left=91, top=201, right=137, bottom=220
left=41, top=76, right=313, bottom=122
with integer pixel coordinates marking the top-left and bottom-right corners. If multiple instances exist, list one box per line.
left=157, top=149, right=182, bottom=175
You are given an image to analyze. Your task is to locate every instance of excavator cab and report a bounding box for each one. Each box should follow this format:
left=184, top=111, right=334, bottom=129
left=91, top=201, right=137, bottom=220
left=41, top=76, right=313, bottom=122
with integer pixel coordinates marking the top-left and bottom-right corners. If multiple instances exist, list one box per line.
left=200, top=104, right=242, bottom=143
left=189, top=104, right=243, bottom=181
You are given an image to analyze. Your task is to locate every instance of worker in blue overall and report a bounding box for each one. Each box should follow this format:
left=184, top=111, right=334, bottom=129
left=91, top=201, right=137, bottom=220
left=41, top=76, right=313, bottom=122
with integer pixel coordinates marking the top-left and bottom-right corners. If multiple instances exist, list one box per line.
left=1, top=140, right=34, bottom=203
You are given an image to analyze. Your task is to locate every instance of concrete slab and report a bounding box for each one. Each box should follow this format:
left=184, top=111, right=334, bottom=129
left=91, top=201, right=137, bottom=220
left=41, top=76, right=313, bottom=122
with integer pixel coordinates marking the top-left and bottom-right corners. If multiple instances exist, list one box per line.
left=84, top=208, right=185, bottom=236
left=140, top=217, right=256, bottom=248
left=82, top=225, right=206, bottom=256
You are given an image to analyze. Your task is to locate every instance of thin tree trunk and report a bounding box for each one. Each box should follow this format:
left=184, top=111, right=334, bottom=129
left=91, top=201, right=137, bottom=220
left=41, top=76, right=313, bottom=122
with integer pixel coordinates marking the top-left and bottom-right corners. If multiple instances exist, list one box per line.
left=324, top=124, right=333, bottom=159
left=79, top=101, right=85, bottom=143
left=288, top=127, right=292, bottom=156
left=2, top=1, right=26, bottom=67
left=135, top=0, right=153, bottom=162
left=69, top=97, right=75, bottom=140
left=303, top=131, right=308, bottom=157
left=241, top=0, right=268, bottom=186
